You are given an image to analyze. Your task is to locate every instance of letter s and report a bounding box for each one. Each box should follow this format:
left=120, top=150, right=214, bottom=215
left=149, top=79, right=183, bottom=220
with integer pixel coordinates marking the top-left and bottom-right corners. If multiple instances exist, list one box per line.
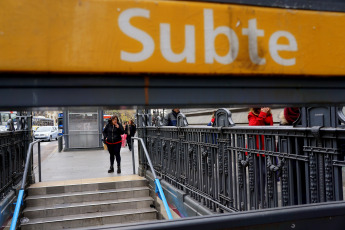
left=118, top=8, right=154, bottom=62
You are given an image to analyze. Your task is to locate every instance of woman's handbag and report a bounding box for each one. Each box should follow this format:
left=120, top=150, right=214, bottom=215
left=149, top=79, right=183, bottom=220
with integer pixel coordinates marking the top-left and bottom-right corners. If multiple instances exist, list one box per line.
left=121, top=134, right=127, bottom=147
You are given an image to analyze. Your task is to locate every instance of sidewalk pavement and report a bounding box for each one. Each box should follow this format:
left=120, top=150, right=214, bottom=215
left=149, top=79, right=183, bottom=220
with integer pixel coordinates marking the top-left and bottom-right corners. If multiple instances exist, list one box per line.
left=34, top=142, right=139, bottom=182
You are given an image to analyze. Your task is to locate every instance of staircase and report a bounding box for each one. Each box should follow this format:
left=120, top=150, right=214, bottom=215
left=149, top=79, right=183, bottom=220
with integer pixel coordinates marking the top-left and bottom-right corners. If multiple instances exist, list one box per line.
left=21, top=175, right=157, bottom=230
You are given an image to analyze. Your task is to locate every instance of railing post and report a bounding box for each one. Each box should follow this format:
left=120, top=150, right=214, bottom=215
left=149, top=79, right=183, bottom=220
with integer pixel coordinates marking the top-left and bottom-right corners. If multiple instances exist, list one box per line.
left=177, top=113, right=188, bottom=127
left=176, top=113, right=187, bottom=192
left=214, top=108, right=235, bottom=127
left=131, top=137, right=136, bottom=174
left=58, top=135, right=63, bottom=152
left=145, top=110, right=152, bottom=126
left=137, top=112, right=147, bottom=176
left=214, top=109, right=234, bottom=212
left=38, top=141, right=42, bottom=182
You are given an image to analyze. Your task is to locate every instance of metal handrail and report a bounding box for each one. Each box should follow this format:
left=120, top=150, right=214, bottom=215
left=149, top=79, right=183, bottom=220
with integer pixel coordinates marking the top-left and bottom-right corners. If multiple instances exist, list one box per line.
left=131, top=137, right=173, bottom=220
left=10, top=140, right=41, bottom=230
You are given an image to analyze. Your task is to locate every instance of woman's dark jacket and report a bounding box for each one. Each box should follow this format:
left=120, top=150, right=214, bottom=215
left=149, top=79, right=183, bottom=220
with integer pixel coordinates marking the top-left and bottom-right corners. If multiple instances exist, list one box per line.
left=125, top=124, right=136, bottom=136
left=103, top=123, right=124, bottom=143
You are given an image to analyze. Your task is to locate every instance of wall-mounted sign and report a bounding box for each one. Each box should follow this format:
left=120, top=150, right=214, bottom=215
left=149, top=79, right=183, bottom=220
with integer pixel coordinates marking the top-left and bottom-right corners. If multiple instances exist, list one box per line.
left=0, top=0, right=344, bottom=75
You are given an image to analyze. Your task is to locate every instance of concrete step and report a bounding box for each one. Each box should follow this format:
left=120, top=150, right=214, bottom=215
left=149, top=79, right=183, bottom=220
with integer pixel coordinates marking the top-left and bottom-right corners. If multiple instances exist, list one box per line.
left=28, top=179, right=147, bottom=196
left=20, top=208, right=157, bottom=230
left=67, top=219, right=158, bottom=230
left=26, top=186, right=149, bottom=207
left=22, top=176, right=157, bottom=229
left=23, top=197, right=154, bottom=219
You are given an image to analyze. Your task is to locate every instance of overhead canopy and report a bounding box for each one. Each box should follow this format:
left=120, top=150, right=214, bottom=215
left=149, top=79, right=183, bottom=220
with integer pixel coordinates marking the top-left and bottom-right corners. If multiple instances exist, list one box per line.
left=0, top=0, right=345, bottom=108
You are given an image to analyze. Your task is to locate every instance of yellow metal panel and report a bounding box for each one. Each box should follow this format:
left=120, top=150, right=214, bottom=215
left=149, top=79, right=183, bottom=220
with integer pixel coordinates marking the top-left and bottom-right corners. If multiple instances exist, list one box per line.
left=0, top=0, right=345, bottom=75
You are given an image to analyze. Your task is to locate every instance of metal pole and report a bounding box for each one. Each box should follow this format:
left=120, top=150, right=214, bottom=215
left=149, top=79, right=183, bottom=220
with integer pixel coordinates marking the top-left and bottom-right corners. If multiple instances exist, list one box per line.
left=21, top=143, right=33, bottom=189
left=132, top=136, right=172, bottom=219
left=155, top=178, right=173, bottom=220
left=58, top=135, right=63, bottom=152
left=131, top=137, right=136, bottom=174
left=38, top=141, right=42, bottom=182
left=10, top=189, right=24, bottom=230
left=11, top=139, right=41, bottom=230
left=21, top=140, right=41, bottom=189
left=132, top=137, right=157, bottom=179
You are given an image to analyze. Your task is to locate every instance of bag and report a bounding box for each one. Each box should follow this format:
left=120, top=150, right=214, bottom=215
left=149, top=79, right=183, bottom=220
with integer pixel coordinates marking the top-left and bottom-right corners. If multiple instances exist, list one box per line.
left=103, top=143, right=108, bottom=150
left=121, top=134, right=127, bottom=147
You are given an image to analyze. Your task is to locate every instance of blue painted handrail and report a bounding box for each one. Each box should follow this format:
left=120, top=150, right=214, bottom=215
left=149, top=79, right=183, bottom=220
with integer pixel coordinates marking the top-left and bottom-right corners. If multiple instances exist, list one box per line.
left=132, top=137, right=173, bottom=220
left=10, top=140, right=41, bottom=230
left=10, top=190, right=24, bottom=230
left=154, top=179, right=173, bottom=219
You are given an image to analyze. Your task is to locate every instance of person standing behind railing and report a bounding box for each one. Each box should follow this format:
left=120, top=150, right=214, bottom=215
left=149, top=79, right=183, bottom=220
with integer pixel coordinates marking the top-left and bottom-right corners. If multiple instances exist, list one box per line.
left=103, top=115, right=124, bottom=174
left=248, top=107, right=273, bottom=208
left=279, top=107, right=300, bottom=125
left=207, top=111, right=216, bottom=126
left=248, top=107, right=273, bottom=126
left=207, top=111, right=217, bottom=144
left=163, top=108, right=180, bottom=126
left=248, top=107, right=273, bottom=153
left=279, top=107, right=306, bottom=204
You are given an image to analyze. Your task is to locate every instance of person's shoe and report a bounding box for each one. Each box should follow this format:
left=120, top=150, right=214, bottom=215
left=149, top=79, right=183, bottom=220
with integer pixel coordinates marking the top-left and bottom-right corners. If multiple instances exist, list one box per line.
left=108, top=166, right=114, bottom=173
left=117, top=165, right=121, bottom=174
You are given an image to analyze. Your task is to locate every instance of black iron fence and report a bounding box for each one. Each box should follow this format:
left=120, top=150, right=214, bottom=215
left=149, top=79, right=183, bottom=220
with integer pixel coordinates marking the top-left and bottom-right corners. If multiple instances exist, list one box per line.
left=137, top=107, right=345, bottom=213
left=0, top=115, right=31, bottom=201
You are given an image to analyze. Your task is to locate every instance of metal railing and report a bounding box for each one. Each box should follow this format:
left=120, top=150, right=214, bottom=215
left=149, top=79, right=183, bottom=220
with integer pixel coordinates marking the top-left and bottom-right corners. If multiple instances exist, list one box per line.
left=137, top=107, right=345, bottom=213
left=132, top=137, right=173, bottom=220
left=95, top=200, right=345, bottom=230
left=0, top=130, right=31, bottom=201
left=10, top=140, right=41, bottom=230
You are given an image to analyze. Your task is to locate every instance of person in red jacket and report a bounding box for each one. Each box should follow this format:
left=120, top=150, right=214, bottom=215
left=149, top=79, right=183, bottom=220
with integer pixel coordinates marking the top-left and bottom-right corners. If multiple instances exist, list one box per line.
left=248, top=107, right=273, bottom=126
left=248, top=107, right=273, bottom=152
left=247, top=107, right=273, bottom=207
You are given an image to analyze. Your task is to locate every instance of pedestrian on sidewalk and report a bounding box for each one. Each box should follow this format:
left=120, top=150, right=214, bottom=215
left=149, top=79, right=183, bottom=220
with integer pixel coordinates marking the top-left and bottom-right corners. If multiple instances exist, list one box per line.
left=125, top=119, right=136, bottom=151
left=103, top=115, right=124, bottom=173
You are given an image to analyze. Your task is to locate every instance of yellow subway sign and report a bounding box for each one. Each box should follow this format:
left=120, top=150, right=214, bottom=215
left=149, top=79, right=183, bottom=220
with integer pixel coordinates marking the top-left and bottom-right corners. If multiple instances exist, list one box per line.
left=0, top=0, right=345, bottom=75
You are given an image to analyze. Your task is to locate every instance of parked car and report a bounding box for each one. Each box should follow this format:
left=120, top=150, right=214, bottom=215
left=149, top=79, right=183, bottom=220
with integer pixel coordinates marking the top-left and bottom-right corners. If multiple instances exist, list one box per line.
left=0, top=125, right=7, bottom=132
left=34, top=126, right=58, bottom=141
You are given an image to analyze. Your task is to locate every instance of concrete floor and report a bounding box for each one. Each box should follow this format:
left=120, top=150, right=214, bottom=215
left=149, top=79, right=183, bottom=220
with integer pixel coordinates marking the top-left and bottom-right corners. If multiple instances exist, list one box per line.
left=34, top=142, right=139, bottom=182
